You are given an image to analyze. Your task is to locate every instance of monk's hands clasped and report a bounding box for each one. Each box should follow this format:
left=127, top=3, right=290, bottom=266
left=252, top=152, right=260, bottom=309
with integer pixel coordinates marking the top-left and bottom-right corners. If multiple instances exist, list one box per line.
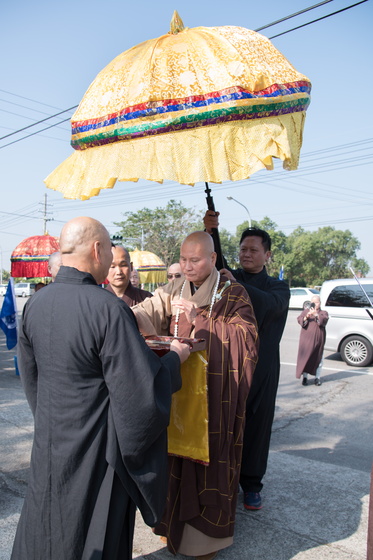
left=171, top=299, right=197, bottom=325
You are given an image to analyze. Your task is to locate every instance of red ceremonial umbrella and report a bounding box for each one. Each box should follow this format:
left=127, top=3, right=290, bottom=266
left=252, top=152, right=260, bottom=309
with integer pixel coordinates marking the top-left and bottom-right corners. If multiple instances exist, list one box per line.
left=11, top=235, right=60, bottom=278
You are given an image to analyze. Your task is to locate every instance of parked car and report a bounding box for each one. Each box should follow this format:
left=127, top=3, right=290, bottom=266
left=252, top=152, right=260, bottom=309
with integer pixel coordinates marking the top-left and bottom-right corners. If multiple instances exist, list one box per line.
left=0, top=284, right=8, bottom=296
left=289, top=287, right=320, bottom=309
left=320, top=278, right=373, bottom=367
left=14, top=282, right=35, bottom=297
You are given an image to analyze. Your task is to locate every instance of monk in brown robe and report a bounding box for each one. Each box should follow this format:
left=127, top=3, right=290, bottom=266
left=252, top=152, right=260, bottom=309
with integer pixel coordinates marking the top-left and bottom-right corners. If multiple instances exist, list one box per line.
left=106, top=245, right=152, bottom=306
left=133, top=232, right=258, bottom=560
left=296, top=295, right=329, bottom=386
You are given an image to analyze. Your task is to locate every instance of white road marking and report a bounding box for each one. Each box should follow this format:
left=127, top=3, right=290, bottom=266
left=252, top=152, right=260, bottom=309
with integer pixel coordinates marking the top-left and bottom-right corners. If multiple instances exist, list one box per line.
left=281, top=362, right=373, bottom=374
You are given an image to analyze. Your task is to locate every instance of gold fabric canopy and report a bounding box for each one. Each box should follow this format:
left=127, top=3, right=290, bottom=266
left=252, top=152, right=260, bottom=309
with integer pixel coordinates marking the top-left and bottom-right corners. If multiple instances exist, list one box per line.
left=45, top=12, right=311, bottom=200
left=130, top=249, right=167, bottom=284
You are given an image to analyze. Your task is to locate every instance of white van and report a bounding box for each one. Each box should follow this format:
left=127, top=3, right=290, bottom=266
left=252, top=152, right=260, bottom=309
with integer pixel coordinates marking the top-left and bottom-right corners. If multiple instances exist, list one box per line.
left=320, top=278, right=373, bottom=367
left=14, top=282, right=35, bottom=297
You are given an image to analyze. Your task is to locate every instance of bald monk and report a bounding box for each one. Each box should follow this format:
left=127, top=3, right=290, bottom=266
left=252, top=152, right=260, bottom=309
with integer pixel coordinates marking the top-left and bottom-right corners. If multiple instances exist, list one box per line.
left=47, top=250, right=62, bottom=281
left=133, top=231, right=259, bottom=560
left=106, top=244, right=152, bottom=306
left=12, top=217, right=190, bottom=560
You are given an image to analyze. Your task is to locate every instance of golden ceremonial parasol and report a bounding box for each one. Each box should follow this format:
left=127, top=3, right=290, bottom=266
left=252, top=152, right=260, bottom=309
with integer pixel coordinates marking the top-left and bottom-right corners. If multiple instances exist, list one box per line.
left=11, top=235, right=60, bottom=278
left=45, top=12, right=311, bottom=265
left=45, top=11, right=310, bottom=198
left=129, top=249, right=167, bottom=284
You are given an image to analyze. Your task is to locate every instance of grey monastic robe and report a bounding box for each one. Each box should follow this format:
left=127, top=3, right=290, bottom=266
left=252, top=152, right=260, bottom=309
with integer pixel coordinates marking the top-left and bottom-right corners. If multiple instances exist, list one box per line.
left=11, top=266, right=181, bottom=560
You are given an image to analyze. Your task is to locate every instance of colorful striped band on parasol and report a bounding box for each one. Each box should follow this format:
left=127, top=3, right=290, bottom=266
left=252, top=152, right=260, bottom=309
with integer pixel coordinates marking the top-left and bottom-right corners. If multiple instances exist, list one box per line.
left=45, top=11, right=311, bottom=201
left=129, top=249, right=167, bottom=284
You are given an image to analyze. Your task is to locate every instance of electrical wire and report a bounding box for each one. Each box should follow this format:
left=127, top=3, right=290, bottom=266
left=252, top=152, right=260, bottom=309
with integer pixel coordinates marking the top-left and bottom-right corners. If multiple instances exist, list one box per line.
left=255, top=0, right=334, bottom=31
left=0, top=97, right=66, bottom=117
left=0, top=0, right=367, bottom=149
left=0, top=89, right=64, bottom=110
left=0, top=117, right=72, bottom=149
left=269, top=0, right=368, bottom=39
left=0, top=106, right=77, bottom=141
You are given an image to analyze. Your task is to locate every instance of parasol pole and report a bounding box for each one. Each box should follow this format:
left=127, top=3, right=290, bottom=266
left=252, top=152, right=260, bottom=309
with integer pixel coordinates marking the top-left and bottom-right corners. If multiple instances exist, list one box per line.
left=204, top=182, right=224, bottom=270
left=349, top=266, right=373, bottom=320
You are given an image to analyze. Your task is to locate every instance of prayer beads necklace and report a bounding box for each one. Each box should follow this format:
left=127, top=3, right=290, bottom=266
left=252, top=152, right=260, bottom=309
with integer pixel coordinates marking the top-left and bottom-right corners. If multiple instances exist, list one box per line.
left=173, top=272, right=220, bottom=337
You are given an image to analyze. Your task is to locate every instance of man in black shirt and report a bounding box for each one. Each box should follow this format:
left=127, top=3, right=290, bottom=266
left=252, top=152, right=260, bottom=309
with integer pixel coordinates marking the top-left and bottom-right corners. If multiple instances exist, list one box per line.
left=204, top=211, right=289, bottom=510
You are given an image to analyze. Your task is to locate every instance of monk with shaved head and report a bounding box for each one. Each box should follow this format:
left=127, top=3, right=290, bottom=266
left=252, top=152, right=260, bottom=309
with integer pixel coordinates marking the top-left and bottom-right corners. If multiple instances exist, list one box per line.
left=47, top=251, right=62, bottom=281
left=106, top=244, right=152, bottom=307
left=12, top=216, right=190, bottom=560
left=133, top=231, right=259, bottom=560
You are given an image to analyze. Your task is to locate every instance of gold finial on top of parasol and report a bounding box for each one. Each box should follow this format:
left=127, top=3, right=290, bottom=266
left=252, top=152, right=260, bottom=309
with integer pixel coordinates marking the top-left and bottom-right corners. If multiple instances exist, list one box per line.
left=169, top=10, right=185, bottom=34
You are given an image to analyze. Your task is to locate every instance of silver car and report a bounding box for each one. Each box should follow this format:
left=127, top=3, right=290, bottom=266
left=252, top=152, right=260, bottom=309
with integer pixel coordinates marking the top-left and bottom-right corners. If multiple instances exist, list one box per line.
left=320, top=278, right=373, bottom=367
left=289, top=287, right=320, bottom=309
left=14, top=282, right=35, bottom=297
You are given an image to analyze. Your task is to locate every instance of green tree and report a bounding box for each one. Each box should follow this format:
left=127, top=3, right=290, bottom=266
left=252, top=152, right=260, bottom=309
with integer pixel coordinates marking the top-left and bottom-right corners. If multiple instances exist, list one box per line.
left=218, top=228, right=239, bottom=268
left=113, top=205, right=370, bottom=286
left=283, top=227, right=369, bottom=286
left=1, top=270, right=10, bottom=282
left=350, top=257, right=370, bottom=278
left=114, top=200, right=203, bottom=267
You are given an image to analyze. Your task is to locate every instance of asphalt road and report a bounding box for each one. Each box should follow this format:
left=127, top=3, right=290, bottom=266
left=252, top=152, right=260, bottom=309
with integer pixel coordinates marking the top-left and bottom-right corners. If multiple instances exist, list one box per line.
left=278, top=309, right=373, bottom=473
left=0, top=298, right=372, bottom=559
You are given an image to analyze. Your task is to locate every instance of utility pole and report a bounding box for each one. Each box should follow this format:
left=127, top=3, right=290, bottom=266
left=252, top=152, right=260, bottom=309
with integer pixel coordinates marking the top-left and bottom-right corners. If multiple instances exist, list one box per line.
left=40, top=193, right=54, bottom=234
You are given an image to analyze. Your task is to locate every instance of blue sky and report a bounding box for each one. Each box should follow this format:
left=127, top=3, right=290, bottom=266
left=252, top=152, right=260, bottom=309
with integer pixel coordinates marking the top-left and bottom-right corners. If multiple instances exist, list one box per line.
left=1, top=0, right=372, bottom=275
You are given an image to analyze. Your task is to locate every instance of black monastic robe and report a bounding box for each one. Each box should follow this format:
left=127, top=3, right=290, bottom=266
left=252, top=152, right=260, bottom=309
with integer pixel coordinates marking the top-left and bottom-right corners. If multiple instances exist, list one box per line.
left=227, top=266, right=290, bottom=493
left=11, top=266, right=181, bottom=560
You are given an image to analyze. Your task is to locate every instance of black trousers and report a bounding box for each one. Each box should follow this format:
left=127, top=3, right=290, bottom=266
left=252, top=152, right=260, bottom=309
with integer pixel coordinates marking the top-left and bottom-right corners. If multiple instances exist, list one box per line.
left=239, top=370, right=279, bottom=493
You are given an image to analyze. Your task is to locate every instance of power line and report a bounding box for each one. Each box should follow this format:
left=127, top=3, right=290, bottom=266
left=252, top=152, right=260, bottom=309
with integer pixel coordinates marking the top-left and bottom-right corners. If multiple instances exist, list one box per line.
left=0, top=97, right=63, bottom=117
left=0, top=106, right=77, bottom=142
left=0, top=89, right=64, bottom=110
left=0, top=107, right=70, bottom=135
left=0, top=117, right=72, bottom=149
left=268, top=0, right=368, bottom=39
left=255, top=0, right=334, bottom=31
left=280, top=214, right=373, bottom=230
left=0, top=0, right=367, bottom=150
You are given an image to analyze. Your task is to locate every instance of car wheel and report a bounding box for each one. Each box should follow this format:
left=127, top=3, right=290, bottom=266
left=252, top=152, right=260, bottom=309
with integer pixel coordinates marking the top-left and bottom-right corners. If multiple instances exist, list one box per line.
left=303, top=300, right=311, bottom=309
left=22, top=291, right=26, bottom=298
left=340, top=335, right=373, bottom=367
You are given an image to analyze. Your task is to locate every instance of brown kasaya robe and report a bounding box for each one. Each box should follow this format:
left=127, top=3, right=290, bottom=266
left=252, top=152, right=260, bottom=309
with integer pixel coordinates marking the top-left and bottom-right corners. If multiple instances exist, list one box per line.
left=296, top=308, right=329, bottom=378
left=106, top=281, right=152, bottom=307
left=133, top=269, right=258, bottom=554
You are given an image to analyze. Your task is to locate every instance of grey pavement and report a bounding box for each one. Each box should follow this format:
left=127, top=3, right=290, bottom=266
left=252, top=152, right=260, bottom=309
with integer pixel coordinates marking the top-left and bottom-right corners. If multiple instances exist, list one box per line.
left=0, top=302, right=371, bottom=560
